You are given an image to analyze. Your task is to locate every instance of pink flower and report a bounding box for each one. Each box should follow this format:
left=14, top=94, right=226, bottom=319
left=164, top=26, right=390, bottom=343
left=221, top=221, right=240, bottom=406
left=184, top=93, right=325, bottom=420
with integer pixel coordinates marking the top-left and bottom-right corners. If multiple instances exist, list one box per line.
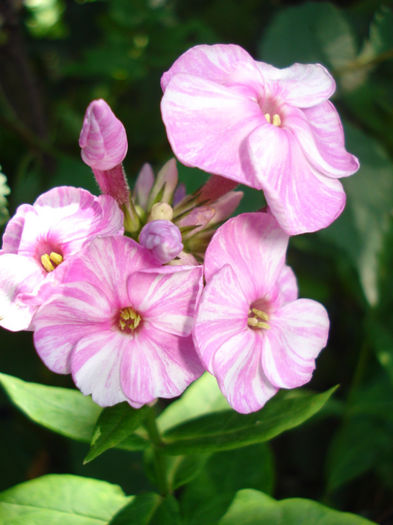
left=33, top=236, right=204, bottom=407
left=0, top=186, right=124, bottom=331
left=139, top=220, right=183, bottom=264
left=193, top=212, right=329, bottom=414
left=161, top=44, right=359, bottom=235
left=79, top=99, right=130, bottom=206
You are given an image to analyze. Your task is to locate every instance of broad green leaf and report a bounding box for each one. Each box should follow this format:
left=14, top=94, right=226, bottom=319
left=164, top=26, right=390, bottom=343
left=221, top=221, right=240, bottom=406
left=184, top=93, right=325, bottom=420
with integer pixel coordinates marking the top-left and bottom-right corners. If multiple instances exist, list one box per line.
left=162, top=387, right=337, bottom=454
left=320, top=124, right=393, bottom=305
left=0, top=474, right=131, bottom=524
left=181, top=444, right=274, bottom=525
left=110, top=493, right=181, bottom=525
left=259, top=2, right=356, bottom=71
left=0, top=372, right=101, bottom=442
left=367, top=318, right=393, bottom=385
left=218, top=489, right=376, bottom=524
left=157, top=372, right=229, bottom=434
left=84, top=403, right=148, bottom=464
left=167, top=454, right=208, bottom=492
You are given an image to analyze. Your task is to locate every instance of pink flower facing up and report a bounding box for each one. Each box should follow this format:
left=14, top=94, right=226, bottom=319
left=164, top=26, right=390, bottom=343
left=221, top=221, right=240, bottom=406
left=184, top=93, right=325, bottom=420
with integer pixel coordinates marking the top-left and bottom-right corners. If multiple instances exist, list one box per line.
left=79, top=99, right=130, bottom=207
left=0, top=186, right=124, bottom=331
left=193, top=211, right=329, bottom=414
left=33, top=236, right=204, bottom=408
left=139, top=220, right=183, bottom=264
left=161, top=44, right=360, bottom=235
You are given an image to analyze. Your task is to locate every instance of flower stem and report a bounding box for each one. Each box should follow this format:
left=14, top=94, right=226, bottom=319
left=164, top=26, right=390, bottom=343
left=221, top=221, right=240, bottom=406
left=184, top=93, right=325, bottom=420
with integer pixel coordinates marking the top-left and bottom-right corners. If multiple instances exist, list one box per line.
left=144, top=405, right=169, bottom=496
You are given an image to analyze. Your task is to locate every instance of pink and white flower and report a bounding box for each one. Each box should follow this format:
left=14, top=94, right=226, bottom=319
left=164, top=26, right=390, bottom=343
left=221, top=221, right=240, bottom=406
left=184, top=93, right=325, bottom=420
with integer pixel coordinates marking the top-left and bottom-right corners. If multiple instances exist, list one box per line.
left=33, top=236, right=204, bottom=407
left=139, top=220, right=183, bottom=264
left=0, top=186, right=124, bottom=331
left=161, top=44, right=359, bottom=235
left=193, top=211, right=329, bottom=414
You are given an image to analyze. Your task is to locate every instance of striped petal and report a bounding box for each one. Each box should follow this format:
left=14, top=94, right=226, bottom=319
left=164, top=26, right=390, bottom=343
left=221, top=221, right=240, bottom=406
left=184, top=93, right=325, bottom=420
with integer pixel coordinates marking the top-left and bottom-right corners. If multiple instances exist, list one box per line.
left=204, top=212, right=289, bottom=300
left=262, top=299, right=329, bottom=389
left=246, top=125, right=346, bottom=235
left=127, top=265, right=203, bottom=337
left=120, top=329, right=203, bottom=407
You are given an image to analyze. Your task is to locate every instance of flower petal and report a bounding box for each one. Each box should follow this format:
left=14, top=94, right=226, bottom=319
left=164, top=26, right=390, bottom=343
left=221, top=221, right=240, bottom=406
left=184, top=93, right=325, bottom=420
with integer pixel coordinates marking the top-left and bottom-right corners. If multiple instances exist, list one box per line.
left=258, top=62, right=336, bottom=107
left=286, top=102, right=359, bottom=178
left=245, top=125, right=346, bottom=234
left=204, top=212, right=289, bottom=300
left=262, top=299, right=329, bottom=389
left=127, top=265, right=203, bottom=336
left=0, top=254, right=42, bottom=331
left=161, top=73, right=263, bottom=186
left=193, top=264, right=250, bottom=373
left=120, top=329, right=203, bottom=407
left=71, top=331, right=128, bottom=407
left=212, top=329, right=278, bottom=414
left=161, top=43, right=261, bottom=91
left=275, top=265, right=298, bottom=307
left=33, top=281, right=113, bottom=373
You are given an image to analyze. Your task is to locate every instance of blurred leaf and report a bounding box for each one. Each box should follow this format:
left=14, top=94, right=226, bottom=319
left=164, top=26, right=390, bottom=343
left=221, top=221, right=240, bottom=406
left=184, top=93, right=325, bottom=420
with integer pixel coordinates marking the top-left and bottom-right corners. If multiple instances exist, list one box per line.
left=218, top=489, right=376, bottom=524
left=168, top=454, right=208, bottom=492
left=0, top=474, right=131, bottom=524
left=369, top=5, right=393, bottom=56
left=157, top=372, right=229, bottom=434
left=181, top=443, right=274, bottom=525
left=50, top=154, right=98, bottom=194
left=259, top=1, right=356, bottom=71
left=326, top=373, right=393, bottom=492
left=84, top=403, right=148, bottom=464
left=176, top=163, right=209, bottom=195
left=367, top=318, right=393, bottom=385
left=0, top=372, right=101, bottom=442
left=320, top=123, right=393, bottom=305
left=162, top=387, right=337, bottom=454
left=110, top=493, right=181, bottom=525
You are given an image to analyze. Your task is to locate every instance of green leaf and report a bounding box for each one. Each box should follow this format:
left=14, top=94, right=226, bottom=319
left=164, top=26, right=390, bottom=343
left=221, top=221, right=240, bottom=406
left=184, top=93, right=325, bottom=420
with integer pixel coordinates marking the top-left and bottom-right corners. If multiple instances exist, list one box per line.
left=180, top=444, right=274, bottom=525
left=84, top=403, right=148, bottom=464
left=167, top=454, right=208, bottom=492
left=218, top=489, right=376, bottom=524
left=0, top=372, right=101, bottom=442
left=0, top=474, right=131, bottom=524
left=320, top=123, right=393, bottom=305
left=157, top=372, right=229, bottom=434
left=110, top=493, right=181, bottom=525
left=259, top=2, right=356, bottom=71
left=162, top=387, right=337, bottom=454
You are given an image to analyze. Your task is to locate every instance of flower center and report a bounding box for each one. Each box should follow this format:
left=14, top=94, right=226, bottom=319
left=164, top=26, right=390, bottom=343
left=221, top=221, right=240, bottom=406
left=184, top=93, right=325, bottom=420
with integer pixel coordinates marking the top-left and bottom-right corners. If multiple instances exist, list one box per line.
left=117, top=307, right=142, bottom=333
left=40, top=251, right=63, bottom=272
left=264, top=113, right=281, bottom=127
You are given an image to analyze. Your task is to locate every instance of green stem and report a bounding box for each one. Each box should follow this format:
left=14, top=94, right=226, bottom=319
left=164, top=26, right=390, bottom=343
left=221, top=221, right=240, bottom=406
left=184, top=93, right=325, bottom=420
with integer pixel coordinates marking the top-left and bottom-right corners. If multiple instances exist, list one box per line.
left=144, top=405, right=170, bottom=496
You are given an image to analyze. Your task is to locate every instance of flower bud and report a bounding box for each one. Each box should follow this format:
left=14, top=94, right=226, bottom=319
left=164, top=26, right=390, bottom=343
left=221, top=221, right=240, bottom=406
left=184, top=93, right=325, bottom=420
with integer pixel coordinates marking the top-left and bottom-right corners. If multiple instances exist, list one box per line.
left=139, top=220, right=183, bottom=264
left=149, top=202, right=173, bottom=221
left=79, top=99, right=128, bottom=171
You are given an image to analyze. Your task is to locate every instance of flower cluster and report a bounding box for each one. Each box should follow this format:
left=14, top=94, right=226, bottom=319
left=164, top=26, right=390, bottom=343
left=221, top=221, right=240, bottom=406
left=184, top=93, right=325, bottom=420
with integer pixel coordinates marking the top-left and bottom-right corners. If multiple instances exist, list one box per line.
left=0, top=44, right=358, bottom=413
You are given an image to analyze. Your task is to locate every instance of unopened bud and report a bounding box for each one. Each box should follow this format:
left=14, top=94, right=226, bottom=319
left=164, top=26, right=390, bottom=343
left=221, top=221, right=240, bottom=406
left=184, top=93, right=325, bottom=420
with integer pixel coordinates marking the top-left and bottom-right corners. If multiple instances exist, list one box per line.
left=149, top=202, right=173, bottom=221
left=139, top=220, right=183, bottom=264
left=79, top=99, right=128, bottom=171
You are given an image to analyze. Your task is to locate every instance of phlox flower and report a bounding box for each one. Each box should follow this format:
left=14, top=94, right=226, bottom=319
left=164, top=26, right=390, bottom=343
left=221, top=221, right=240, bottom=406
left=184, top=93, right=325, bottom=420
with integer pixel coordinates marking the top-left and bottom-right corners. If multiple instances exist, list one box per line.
left=33, top=236, right=204, bottom=407
left=161, top=44, right=359, bottom=235
left=0, top=186, right=124, bottom=331
left=139, top=220, right=183, bottom=264
left=193, top=211, right=329, bottom=414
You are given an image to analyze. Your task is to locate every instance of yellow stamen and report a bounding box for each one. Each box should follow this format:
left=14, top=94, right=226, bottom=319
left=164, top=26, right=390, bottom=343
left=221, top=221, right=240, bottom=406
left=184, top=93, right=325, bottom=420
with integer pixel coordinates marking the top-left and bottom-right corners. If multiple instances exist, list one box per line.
left=247, top=307, right=270, bottom=330
left=272, top=114, right=281, bottom=127
left=41, top=254, right=55, bottom=272
left=118, top=307, right=141, bottom=332
left=264, top=112, right=271, bottom=123
left=49, top=252, right=63, bottom=265
left=251, top=307, right=269, bottom=321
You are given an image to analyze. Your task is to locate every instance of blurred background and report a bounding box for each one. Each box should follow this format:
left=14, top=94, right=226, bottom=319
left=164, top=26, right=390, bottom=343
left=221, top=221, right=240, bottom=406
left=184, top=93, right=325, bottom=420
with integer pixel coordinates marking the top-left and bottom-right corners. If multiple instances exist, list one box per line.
left=0, top=0, right=392, bottom=523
